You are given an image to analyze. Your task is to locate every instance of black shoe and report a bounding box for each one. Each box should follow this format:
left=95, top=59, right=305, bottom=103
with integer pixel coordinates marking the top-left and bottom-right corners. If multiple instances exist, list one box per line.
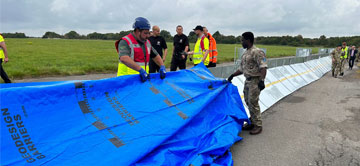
left=332, top=71, right=334, bottom=77
left=250, top=126, right=262, bottom=135
left=340, top=73, right=344, bottom=76
left=242, top=123, right=254, bottom=131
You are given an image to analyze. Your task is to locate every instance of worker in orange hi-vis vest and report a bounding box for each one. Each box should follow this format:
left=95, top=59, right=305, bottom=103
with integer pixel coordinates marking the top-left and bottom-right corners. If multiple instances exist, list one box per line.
left=203, top=27, right=218, bottom=68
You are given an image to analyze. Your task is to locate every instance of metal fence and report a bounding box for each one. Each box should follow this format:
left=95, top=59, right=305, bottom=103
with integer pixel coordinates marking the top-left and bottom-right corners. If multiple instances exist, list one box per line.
left=319, top=48, right=335, bottom=54
left=209, top=47, right=330, bottom=78
left=295, top=48, right=312, bottom=57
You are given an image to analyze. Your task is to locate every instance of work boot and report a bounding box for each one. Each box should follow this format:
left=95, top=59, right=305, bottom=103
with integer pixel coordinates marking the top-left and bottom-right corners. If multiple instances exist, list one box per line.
left=250, top=126, right=262, bottom=135
left=242, top=123, right=254, bottom=131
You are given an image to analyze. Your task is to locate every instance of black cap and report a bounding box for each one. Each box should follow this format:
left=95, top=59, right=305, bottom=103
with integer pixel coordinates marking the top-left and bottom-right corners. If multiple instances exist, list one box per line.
left=193, top=25, right=203, bottom=31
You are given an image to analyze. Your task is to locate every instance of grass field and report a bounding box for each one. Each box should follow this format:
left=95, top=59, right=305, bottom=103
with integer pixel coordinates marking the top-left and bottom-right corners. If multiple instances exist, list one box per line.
left=2, top=38, right=321, bottom=80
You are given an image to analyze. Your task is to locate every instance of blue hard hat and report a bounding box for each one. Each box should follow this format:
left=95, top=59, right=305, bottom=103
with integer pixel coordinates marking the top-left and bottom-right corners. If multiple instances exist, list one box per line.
left=132, top=17, right=151, bottom=30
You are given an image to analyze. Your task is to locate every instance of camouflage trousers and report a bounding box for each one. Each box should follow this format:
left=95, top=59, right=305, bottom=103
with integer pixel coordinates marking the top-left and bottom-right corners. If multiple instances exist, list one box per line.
left=243, top=77, right=262, bottom=127
left=332, top=61, right=340, bottom=77
left=340, top=58, right=346, bottom=74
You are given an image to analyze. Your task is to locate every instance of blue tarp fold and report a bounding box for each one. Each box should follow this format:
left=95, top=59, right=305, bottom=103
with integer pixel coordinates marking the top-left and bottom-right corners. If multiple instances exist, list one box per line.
left=1, top=63, right=248, bottom=165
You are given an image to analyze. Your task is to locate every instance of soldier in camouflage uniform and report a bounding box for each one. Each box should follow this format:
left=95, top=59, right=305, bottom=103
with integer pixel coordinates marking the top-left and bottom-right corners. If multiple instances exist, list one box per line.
left=331, top=45, right=343, bottom=78
left=228, top=32, right=267, bottom=135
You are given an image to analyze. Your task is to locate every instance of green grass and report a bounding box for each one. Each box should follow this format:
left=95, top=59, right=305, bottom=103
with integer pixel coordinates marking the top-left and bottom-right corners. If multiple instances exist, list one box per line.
left=2, top=38, right=322, bottom=79
left=4, top=38, right=119, bottom=79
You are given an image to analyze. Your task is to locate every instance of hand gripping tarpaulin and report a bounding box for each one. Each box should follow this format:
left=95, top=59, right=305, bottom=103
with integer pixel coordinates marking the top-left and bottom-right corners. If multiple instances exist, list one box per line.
left=0, top=63, right=248, bottom=166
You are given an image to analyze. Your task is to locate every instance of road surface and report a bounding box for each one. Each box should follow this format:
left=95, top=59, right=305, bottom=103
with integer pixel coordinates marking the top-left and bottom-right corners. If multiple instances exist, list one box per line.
left=232, top=63, right=360, bottom=166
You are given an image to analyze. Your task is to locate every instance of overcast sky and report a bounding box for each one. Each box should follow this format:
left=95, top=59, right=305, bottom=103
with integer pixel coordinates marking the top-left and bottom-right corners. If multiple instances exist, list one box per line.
left=1, top=0, right=359, bottom=38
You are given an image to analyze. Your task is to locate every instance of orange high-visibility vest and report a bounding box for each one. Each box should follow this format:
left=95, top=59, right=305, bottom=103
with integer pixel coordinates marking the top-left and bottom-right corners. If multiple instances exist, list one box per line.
left=207, top=33, right=218, bottom=63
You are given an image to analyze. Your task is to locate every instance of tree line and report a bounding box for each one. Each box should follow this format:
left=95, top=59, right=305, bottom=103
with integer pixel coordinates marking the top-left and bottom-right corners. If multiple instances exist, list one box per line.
left=2, top=31, right=360, bottom=47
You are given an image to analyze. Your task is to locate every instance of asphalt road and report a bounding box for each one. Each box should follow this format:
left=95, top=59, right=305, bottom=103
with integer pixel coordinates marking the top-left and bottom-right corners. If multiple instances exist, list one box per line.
left=232, top=63, right=360, bottom=166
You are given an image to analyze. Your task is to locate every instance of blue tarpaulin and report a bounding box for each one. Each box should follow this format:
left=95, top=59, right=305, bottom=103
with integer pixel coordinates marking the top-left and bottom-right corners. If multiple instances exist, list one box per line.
left=0, top=63, right=248, bottom=166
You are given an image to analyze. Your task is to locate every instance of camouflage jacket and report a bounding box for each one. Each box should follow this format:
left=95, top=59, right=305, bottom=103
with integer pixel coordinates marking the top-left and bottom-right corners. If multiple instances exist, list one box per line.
left=240, top=45, right=267, bottom=78
left=331, top=49, right=342, bottom=62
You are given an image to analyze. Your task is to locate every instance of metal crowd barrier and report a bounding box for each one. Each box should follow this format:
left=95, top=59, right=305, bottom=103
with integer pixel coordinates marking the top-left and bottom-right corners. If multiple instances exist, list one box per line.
left=209, top=52, right=330, bottom=78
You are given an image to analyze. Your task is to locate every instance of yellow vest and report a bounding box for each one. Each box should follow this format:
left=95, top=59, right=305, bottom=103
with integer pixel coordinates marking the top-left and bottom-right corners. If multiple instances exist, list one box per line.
left=116, top=34, right=151, bottom=76
left=193, top=35, right=209, bottom=65
left=341, top=46, right=348, bottom=59
left=0, top=35, right=5, bottom=61
left=117, top=62, right=149, bottom=76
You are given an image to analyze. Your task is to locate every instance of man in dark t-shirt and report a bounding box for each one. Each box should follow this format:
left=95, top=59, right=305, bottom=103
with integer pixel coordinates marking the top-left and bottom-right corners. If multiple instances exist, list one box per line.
left=149, top=25, right=168, bottom=73
left=171, top=25, right=189, bottom=71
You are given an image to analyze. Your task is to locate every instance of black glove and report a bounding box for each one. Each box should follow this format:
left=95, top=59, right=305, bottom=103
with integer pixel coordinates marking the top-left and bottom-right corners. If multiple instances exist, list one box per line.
left=181, top=51, right=188, bottom=56
left=227, top=74, right=234, bottom=83
left=258, top=80, right=265, bottom=91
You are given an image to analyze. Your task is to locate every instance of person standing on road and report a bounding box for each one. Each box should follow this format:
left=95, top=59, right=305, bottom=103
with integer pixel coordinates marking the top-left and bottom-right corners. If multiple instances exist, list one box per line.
left=115, top=17, right=166, bottom=82
left=340, top=42, right=349, bottom=76
left=356, top=46, right=360, bottom=62
left=348, top=46, right=357, bottom=70
left=170, top=25, right=189, bottom=71
left=187, top=25, right=210, bottom=67
left=148, top=25, right=168, bottom=73
left=0, top=34, right=11, bottom=83
left=227, top=32, right=267, bottom=135
left=203, top=27, right=218, bottom=68
left=331, top=45, right=342, bottom=78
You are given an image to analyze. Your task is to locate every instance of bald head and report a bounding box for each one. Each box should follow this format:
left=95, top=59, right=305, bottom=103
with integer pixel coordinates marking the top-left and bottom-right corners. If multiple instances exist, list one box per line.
left=152, top=25, right=160, bottom=36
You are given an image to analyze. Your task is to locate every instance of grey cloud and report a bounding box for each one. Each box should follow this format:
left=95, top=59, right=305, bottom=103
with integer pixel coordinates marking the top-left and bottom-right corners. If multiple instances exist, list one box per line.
left=1, top=0, right=359, bottom=37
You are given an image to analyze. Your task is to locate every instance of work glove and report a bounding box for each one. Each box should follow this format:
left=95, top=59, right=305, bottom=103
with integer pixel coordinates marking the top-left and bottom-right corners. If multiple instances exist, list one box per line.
left=181, top=51, right=188, bottom=60
left=258, top=80, right=265, bottom=91
left=139, top=68, right=148, bottom=82
left=159, top=65, right=166, bottom=79
left=181, top=51, right=188, bottom=56
left=227, top=74, right=234, bottom=83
